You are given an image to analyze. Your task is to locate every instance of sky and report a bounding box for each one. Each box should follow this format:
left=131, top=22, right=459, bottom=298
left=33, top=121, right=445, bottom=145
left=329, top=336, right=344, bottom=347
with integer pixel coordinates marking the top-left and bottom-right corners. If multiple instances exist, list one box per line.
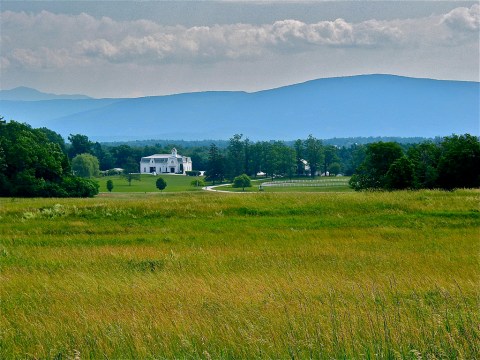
left=1, top=1, right=479, bottom=98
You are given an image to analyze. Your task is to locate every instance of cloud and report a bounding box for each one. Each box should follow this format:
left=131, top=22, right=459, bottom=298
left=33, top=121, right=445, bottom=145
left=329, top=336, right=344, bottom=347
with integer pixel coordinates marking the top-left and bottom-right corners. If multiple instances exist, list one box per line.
left=442, top=4, right=479, bottom=32
left=0, top=5, right=478, bottom=70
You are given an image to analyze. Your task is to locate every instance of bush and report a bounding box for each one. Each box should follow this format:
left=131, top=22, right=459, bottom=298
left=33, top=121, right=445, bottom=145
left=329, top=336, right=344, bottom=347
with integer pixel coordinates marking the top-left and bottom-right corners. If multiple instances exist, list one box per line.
left=186, top=170, right=201, bottom=176
left=61, top=177, right=99, bottom=197
left=191, top=178, right=206, bottom=187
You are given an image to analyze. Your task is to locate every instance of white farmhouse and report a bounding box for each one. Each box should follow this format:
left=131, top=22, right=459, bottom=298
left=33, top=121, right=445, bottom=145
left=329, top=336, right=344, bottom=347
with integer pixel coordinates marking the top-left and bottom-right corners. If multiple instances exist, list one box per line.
left=140, top=148, right=192, bottom=175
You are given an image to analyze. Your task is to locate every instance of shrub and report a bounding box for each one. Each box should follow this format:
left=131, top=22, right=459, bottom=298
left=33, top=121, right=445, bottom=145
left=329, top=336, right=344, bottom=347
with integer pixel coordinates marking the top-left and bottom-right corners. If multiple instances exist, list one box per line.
left=61, top=177, right=99, bottom=197
left=191, top=178, right=206, bottom=187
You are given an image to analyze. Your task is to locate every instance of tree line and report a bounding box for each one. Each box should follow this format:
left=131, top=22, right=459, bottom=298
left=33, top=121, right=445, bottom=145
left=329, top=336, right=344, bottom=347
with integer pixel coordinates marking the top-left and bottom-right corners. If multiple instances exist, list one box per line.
left=349, top=135, right=480, bottom=190
left=1, top=118, right=478, bottom=197
left=203, top=134, right=480, bottom=191
left=0, top=120, right=99, bottom=197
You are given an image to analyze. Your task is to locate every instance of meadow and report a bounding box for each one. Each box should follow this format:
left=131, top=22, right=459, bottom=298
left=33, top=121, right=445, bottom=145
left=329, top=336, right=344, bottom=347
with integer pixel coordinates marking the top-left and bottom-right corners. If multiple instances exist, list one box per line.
left=0, top=190, right=479, bottom=359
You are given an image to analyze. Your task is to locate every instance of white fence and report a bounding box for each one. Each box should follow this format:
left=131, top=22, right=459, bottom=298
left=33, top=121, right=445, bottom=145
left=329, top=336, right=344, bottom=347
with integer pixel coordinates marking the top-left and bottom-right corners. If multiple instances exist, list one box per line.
left=260, top=179, right=349, bottom=188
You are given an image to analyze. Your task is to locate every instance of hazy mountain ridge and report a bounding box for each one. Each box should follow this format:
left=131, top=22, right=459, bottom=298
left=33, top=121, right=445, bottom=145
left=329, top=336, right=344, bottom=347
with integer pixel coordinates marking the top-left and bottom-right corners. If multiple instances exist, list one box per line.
left=0, top=75, right=478, bottom=140
left=0, top=86, right=92, bottom=101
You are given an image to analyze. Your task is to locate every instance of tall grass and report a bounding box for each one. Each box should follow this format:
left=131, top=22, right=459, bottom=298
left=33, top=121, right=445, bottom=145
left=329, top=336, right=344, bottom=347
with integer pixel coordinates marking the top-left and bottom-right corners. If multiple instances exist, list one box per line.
left=0, top=190, right=478, bottom=358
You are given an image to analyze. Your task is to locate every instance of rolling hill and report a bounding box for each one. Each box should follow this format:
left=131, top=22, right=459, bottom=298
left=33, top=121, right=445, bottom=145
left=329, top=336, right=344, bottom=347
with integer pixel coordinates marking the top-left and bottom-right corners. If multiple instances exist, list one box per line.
left=0, top=75, right=478, bottom=141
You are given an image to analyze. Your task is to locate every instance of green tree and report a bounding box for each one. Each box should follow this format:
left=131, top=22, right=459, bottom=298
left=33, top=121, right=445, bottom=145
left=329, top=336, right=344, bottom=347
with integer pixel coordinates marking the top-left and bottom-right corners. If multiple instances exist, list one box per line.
left=0, top=121, right=97, bottom=197
left=304, top=135, right=323, bottom=178
left=294, top=139, right=305, bottom=176
left=71, top=153, right=100, bottom=178
left=329, top=162, right=342, bottom=176
left=385, top=156, right=415, bottom=190
left=68, top=134, right=93, bottom=158
left=249, top=142, right=265, bottom=178
left=437, top=134, right=480, bottom=189
left=121, top=157, right=141, bottom=186
left=261, top=142, right=278, bottom=180
left=205, top=143, right=225, bottom=185
left=38, top=127, right=66, bottom=153
left=233, top=174, right=251, bottom=191
left=226, top=134, right=245, bottom=180
left=274, top=142, right=296, bottom=179
left=110, top=144, right=141, bottom=169
left=340, top=144, right=366, bottom=176
left=407, top=142, right=440, bottom=189
left=156, top=177, right=167, bottom=192
left=349, top=142, right=403, bottom=190
left=106, top=179, right=114, bottom=192
left=323, top=145, right=340, bottom=175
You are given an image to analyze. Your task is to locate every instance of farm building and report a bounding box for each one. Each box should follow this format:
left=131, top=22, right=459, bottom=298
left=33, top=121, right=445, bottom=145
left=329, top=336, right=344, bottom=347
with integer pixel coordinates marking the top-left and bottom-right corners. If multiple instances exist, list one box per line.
left=140, top=148, right=192, bottom=175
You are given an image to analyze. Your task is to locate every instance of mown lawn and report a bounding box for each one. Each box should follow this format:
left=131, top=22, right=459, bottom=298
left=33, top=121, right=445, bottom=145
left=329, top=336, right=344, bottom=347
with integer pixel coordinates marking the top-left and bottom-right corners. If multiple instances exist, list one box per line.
left=97, top=174, right=204, bottom=193
left=0, top=190, right=479, bottom=359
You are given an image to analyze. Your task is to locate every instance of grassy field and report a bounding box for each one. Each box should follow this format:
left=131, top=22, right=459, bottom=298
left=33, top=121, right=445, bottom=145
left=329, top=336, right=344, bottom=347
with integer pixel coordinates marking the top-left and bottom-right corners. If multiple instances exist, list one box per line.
left=96, top=175, right=352, bottom=193
left=0, top=190, right=479, bottom=359
left=97, top=174, right=204, bottom=193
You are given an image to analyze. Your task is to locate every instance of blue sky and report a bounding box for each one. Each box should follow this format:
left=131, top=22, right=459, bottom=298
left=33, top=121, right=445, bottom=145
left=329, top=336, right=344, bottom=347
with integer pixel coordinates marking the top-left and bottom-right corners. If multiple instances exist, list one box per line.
left=1, top=1, right=478, bottom=98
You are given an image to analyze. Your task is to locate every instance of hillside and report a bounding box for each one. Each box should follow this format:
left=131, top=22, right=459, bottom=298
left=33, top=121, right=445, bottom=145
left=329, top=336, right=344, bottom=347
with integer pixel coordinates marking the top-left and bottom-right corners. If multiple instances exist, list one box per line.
left=1, top=75, right=478, bottom=140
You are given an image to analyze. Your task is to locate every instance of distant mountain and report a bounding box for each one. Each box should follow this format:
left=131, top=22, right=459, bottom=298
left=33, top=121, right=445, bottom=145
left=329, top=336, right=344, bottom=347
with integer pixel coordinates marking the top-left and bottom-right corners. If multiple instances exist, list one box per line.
left=0, top=75, right=478, bottom=140
left=0, top=86, right=92, bottom=101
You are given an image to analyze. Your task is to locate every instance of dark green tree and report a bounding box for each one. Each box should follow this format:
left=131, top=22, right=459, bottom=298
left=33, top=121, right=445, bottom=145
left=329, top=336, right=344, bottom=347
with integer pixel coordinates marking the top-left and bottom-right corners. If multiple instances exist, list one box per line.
left=261, top=142, right=278, bottom=180
left=68, top=134, right=93, bottom=158
left=156, top=177, right=167, bottom=192
left=205, top=143, right=225, bottom=185
left=437, top=134, right=480, bottom=189
left=226, top=134, right=245, bottom=180
left=233, top=174, right=252, bottom=191
left=329, top=162, right=342, bottom=176
left=323, top=145, right=340, bottom=176
left=274, top=142, right=296, bottom=179
left=121, top=157, right=141, bottom=186
left=304, top=135, right=323, bottom=178
left=407, top=142, right=440, bottom=189
left=294, top=139, right=305, bottom=176
left=110, top=145, right=141, bottom=169
left=349, top=142, right=403, bottom=190
left=38, top=127, right=66, bottom=153
left=106, top=179, right=114, bottom=192
left=248, top=142, right=265, bottom=178
left=340, top=144, right=366, bottom=176
left=385, top=156, right=415, bottom=190
left=0, top=121, right=97, bottom=197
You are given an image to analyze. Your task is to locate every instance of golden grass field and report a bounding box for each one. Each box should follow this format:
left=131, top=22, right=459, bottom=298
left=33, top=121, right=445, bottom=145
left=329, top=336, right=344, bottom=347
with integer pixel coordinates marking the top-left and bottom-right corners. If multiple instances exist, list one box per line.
left=0, top=190, right=479, bottom=359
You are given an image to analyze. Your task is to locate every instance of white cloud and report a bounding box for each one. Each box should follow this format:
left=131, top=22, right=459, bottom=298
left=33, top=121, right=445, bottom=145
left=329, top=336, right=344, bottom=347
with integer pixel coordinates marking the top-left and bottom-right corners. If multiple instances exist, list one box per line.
left=2, top=7, right=469, bottom=68
left=442, top=4, right=479, bottom=32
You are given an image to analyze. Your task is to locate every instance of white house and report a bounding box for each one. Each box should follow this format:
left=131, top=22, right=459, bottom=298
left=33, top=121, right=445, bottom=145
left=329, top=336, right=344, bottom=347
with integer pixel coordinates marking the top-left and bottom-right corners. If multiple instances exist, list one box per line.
left=140, top=148, right=192, bottom=175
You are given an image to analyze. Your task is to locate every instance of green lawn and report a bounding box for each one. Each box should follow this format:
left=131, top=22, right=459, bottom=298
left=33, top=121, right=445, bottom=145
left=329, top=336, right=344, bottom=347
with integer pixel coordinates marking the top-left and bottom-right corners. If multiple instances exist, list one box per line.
left=0, top=190, right=478, bottom=359
left=97, top=174, right=204, bottom=193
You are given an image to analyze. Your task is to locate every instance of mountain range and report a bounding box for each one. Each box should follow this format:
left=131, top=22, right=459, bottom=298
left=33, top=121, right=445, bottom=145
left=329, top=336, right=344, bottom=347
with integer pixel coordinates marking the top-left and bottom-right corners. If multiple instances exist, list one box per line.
left=0, top=75, right=478, bottom=141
